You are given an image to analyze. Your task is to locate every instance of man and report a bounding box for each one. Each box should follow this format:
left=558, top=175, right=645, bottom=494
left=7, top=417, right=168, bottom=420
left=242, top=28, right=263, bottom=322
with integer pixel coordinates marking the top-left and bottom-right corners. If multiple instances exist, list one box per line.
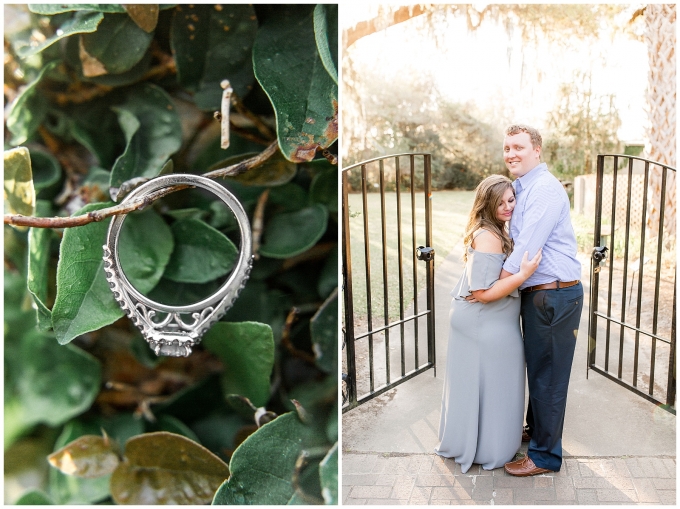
left=500, top=124, right=583, bottom=476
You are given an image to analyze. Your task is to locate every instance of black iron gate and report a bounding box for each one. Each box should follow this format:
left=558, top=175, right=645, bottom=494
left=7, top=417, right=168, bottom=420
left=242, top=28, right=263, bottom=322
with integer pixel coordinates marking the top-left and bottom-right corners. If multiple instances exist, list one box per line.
left=342, top=153, right=436, bottom=412
left=588, top=154, right=676, bottom=414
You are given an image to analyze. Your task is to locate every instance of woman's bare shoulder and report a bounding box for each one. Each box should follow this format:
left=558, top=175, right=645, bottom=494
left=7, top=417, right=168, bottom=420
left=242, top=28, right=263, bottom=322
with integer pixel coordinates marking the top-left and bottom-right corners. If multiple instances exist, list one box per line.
left=471, top=229, right=503, bottom=254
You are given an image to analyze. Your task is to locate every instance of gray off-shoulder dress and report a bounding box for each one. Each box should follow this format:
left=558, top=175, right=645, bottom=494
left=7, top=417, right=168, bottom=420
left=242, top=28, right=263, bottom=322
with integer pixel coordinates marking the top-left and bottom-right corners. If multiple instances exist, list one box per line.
left=434, top=245, right=524, bottom=473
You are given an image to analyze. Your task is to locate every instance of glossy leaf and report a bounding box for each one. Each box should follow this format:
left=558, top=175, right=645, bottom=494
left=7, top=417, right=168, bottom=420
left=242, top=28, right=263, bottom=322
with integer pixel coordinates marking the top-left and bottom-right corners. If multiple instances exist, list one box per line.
left=259, top=204, right=328, bottom=259
left=209, top=151, right=298, bottom=187
left=212, top=412, right=327, bottom=505
left=17, top=11, right=103, bottom=58
left=317, top=246, right=338, bottom=299
left=268, top=182, right=309, bottom=212
left=309, top=166, right=338, bottom=214
left=253, top=6, right=337, bottom=162
left=123, top=4, right=159, bottom=32
left=202, top=322, right=275, bottom=407
left=6, top=61, right=57, bottom=145
left=17, top=331, right=102, bottom=427
left=110, top=432, right=230, bottom=505
left=4, top=147, right=36, bottom=218
left=52, top=204, right=173, bottom=344
left=313, top=4, right=338, bottom=84
left=27, top=201, right=54, bottom=330
left=48, top=435, right=120, bottom=478
left=319, top=443, right=338, bottom=504
left=48, top=421, right=112, bottom=504
left=15, top=490, right=53, bottom=505
left=30, top=148, right=62, bottom=193
left=311, top=288, right=338, bottom=374
left=29, top=4, right=128, bottom=14
left=80, top=13, right=153, bottom=76
left=164, top=218, right=238, bottom=284
left=170, top=4, right=258, bottom=109
left=109, top=84, right=182, bottom=190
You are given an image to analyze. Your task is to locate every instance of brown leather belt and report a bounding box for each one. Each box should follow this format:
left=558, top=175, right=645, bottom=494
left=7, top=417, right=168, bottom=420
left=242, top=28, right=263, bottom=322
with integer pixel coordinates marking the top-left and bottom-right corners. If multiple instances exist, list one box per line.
left=521, top=280, right=580, bottom=293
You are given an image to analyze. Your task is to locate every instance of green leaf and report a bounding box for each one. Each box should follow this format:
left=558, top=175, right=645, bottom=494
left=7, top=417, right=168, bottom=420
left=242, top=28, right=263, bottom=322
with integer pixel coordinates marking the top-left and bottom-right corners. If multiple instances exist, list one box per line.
left=209, top=151, right=298, bottom=187
left=110, top=432, right=230, bottom=505
left=48, top=435, right=120, bottom=479
left=17, top=331, right=102, bottom=427
left=48, top=421, right=112, bottom=504
left=319, top=443, right=338, bottom=504
left=80, top=13, right=153, bottom=76
left=170, top=4, right=258, bottom=110
left=28, top=4, right=128, bottom=14
left=6, top=61, right=58, bottom=145
left=164, top=219, right=238, bottom=284
left=52, top=204, right=173, bottom=345
left=123, top=4, right=159, bottom=32
left=253, top=6, right=338, bottom=162
left=268, top=182, right=309, bottom=212
left=259, top=204, right=328, bottom=259
left=313, top=5, right=338, bottom=84
left=17, top=11, right=104, bottom=58
left=29, top=148, right=62, bottom=193
left=109, top=84, right=182, bottom=190
left=310, top=166, right=338, bottom=214
left=202, top=322, right=275, bottom=407
left=28, top=201, right=54, bottom=330
left=317, top=246, right=338, bottom=299
left=15, top=490, right=54, bottom=505
left=4, top=147, right=36, bottom=218
left=311, top=288, right=338, bottom=374
left=212, top=412, right=327, bottom=505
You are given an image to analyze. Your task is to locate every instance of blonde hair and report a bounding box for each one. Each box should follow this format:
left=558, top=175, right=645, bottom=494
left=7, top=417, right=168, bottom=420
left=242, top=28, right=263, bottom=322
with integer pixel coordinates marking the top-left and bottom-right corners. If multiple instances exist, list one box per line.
left=462, top=175, right=514, bottom=263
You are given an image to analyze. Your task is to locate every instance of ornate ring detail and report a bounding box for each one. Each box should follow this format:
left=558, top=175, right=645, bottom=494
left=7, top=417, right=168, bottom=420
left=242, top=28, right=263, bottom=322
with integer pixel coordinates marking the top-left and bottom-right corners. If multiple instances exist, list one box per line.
left=103, top=174, right=253, bottom=357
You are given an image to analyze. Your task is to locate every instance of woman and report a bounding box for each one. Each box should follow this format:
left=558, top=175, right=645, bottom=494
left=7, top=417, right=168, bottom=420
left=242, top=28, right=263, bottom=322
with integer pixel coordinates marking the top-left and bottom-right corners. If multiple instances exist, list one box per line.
left=435, top=175, right=541, bottom=473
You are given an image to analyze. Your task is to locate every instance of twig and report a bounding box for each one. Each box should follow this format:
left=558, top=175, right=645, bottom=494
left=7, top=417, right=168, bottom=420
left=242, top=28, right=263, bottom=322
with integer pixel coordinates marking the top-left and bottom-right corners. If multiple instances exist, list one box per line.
left=280, top=308, right=317, bottom=365
left=230, top=90, right=275, bottom=140
left=229, top=124, right=272, bottom=145
left=4, top=141, right=280, bottom=229
left=252, top=189, right=270, bottom=260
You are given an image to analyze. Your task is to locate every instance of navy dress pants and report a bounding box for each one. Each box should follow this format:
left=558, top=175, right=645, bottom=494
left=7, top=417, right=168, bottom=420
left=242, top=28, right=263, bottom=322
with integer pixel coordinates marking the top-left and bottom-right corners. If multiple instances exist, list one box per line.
left=521, top=283, right=584, bottom=472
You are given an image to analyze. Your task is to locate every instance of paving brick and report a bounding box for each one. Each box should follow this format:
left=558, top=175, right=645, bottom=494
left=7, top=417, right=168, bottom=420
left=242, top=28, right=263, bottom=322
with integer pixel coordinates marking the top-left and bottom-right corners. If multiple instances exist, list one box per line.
left=431, top=486, right=473, bottom=501
left=493, top=475, right=535, bottom=489
left=575, top=488, right=598, bottom=504
left=456, top=475, right=493, bottom=489
left=490, top=488, right=514, bottom=504
left=652, top=477, right=676, bottom=490
left=596, top=488, right=638, bottom=502
left=409, top=486, right=432, bottom=503
left=612, top=457, right=632, bottom=478
left=430, top=456, right=458, bottom=475
left=514, top=487, right=556, bottom=501
left=370, top=456, right=390, bottom=474
left=578, top=460, right=599, bottom=477
left=638, top=458, right=661, bottom=478
left=343, top=498, right=367, bottom=505
left=411, top=455, right=435, bottom=473
left=382, top=456, right=411, bottom=474
left=366, top=498, right=409, bottom=505
left=408, top=499, right=432, bottom=505
left=534, top=475, right=554, bottom=488
left=650, top=457, right=673, bottom=478
left=343, top=454, right=378, bottom=474
left=538, top=501, right=577, bottom=505
left=555, top=485, right=576, bottom=501
left=470, top=488, right=496, bottom=501
left=656, top=489, right=676, bottom=505
left=415, top=474, right=446, bottom=487
left=564, top=459, right=582, bottom=478
left=342, top=473, right=379, bottom=486
left=348, top=485, right=392, bottom=499
left=573, top=476, right=634, bottom=490
left=624, top=458, right=645, bottom=478
left=632, top=477, right=661, bottom=503
left=390, top=482, right=414, bottom=500
left=374, top=474, right=396, bottom=486
left=662, top=459, right=676, bottom=479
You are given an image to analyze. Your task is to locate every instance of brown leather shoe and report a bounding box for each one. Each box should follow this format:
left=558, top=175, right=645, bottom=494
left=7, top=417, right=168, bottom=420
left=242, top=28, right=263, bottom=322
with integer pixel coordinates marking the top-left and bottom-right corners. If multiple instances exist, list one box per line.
left=521, top=430, right=531, bottom=442
left=504, top=456, right=553, bottom=477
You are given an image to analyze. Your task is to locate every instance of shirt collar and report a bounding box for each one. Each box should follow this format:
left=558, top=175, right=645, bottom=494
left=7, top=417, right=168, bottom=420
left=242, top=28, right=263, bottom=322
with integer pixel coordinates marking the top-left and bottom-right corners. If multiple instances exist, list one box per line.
left=514, top=162, right=547, bottom=192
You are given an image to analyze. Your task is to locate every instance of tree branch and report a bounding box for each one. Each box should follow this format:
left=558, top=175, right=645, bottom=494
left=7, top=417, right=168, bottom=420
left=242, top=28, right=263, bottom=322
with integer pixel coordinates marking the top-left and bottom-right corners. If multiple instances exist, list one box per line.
left=4, top=141, right=280, bottom=229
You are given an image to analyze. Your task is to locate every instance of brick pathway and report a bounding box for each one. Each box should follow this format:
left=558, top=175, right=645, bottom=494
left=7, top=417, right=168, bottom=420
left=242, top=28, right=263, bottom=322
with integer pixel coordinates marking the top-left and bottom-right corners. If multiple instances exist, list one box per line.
left=342, top=452, right=676, bottom=505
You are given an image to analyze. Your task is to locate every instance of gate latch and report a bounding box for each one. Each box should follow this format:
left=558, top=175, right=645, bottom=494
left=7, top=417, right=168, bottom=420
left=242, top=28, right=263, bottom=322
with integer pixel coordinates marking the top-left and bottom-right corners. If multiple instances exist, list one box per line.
left=416, top=246, right=435, bottom=262
left=592, top=245, right=608, bottom=263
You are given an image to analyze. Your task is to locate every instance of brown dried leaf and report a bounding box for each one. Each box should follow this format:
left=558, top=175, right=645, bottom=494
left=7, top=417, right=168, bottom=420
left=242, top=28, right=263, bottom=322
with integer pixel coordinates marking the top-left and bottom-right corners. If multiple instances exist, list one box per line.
left=110, top=432, right=230, bottom=504
left=79, top=36, right=107, bottom=77
left=123, top=4, right=159, bottom=33
left=48, top=434, right=120, bottom=479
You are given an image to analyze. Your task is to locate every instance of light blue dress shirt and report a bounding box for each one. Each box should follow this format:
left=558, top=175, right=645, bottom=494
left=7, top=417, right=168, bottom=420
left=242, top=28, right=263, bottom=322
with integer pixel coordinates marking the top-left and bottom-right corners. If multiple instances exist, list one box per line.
left=502, top=163, right=582, bottom=289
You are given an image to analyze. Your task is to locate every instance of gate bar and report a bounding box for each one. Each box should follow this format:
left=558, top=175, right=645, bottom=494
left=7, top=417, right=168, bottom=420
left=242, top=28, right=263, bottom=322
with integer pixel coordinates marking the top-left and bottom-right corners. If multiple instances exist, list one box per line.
left=379, top=160, right=390, bottom=384
left=588, top=155, right=605, bottom=367
left=592, top=311, right=671, bottom=344
left=342, top=170, right=358, bottom=408
left=354, top=310, right=431, bottom=340
left=424, top=154, right=436, bottom=375
left=605, top=156, right=619, bottom=371
left=617, top=158, right=634, bottom=379
left=667, top=280, right=676, bottom=407
left=632, top=161, right=650, bottom=388
left=360, top=164, right=375, bottom=392
left=411, top=155, right=419, bottom=368
left=396, top=157, right=406, bottom=377
left=650, top=167, right=668, bottom=395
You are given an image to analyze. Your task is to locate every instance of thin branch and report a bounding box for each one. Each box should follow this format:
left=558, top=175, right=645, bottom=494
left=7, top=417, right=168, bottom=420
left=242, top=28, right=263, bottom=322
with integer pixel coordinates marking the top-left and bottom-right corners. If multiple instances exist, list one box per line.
left=252, top=188, right=270, bottom=260
left=4, top=141, right=280, bottom=229
left=230, top=90, right=276, bottom=140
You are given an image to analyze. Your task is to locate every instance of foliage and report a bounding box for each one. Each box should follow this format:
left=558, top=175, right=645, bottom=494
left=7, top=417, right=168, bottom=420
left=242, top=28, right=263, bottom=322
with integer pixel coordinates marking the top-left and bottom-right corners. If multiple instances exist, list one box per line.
left=4, top=4, right=337, bottom=505
left=544, top=70, right=622, bottom=179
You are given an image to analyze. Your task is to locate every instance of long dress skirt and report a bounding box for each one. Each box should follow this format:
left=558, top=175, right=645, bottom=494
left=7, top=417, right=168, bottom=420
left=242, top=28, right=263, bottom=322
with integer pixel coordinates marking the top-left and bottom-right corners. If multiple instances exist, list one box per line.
left=434, top=248, right=525, bottom=473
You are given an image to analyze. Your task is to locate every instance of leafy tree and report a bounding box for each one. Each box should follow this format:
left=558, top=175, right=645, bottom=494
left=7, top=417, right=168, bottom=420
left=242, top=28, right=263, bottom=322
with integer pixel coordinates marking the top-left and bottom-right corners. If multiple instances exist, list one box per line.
left=4, top=4, right=337, bottom=505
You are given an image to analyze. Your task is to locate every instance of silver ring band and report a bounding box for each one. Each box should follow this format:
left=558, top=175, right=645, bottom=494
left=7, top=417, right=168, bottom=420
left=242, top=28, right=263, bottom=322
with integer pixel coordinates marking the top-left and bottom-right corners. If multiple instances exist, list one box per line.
left=103, top=174, right=253, bottom=357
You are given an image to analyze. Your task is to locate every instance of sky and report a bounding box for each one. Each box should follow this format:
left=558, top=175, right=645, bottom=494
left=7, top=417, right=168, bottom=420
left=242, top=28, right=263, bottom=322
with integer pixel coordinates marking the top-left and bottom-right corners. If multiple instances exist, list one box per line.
left=342, top=5, right=649, bottom=143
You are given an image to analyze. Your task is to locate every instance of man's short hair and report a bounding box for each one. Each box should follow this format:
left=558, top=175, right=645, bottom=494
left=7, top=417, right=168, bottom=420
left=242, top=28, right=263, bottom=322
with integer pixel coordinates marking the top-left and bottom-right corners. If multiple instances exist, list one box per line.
left=505, top=124, right=542, bottom=149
